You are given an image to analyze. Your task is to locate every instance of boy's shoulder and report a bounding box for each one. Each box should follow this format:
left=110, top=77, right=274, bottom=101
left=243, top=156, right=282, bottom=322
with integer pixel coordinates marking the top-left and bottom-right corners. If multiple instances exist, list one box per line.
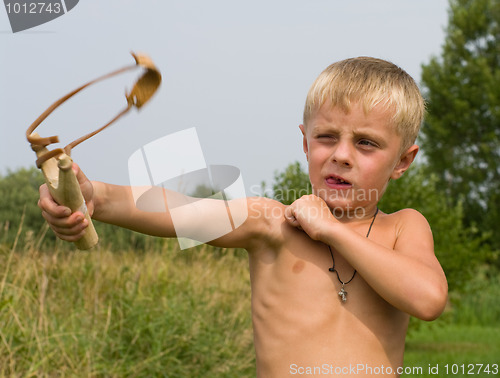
left=246, top=196, right=287, bottom=237
left=379, top=208, right=433, bottom=252
left=209, top=196, right=286, bottom=249
left=383, top=208, right=430, bottom=229
left=383, top=207, right=427, bottom=219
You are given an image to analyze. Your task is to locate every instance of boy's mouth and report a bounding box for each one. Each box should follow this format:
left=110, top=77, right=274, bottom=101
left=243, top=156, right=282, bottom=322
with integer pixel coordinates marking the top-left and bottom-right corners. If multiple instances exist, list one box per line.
left=325, top=175, right=352, bottom=189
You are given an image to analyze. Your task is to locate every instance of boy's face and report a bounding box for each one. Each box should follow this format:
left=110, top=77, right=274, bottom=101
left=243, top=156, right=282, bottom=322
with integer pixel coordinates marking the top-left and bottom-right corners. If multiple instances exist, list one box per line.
left=300, top=102, right=418, bottom=218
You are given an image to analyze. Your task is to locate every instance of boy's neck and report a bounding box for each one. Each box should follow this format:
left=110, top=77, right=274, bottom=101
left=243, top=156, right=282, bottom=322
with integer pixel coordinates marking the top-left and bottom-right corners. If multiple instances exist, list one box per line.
left=331, top=204, right=380, bottom=224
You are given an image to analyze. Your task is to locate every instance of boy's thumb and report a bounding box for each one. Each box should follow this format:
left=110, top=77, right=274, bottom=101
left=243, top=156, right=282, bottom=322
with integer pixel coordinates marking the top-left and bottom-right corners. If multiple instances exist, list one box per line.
left=72, top=163, right=88, bottom=186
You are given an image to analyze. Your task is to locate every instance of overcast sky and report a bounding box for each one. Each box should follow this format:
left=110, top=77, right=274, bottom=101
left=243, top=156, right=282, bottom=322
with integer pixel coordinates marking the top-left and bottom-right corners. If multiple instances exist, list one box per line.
left=1, top=0, right=449, bottom=195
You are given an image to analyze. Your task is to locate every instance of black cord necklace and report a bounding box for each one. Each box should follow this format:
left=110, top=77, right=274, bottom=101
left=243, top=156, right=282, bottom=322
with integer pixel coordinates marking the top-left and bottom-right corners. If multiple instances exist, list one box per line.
left=328, top=207, right=379, bottom=303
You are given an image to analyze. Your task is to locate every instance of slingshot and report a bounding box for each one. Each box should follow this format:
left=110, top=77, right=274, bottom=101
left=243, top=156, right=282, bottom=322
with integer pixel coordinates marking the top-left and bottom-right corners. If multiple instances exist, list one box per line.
left=26, top=52, right=162, bottom=250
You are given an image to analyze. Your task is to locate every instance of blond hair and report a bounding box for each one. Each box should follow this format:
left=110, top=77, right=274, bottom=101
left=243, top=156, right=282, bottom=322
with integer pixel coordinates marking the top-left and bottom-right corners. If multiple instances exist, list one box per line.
left=303, top=57, right=425, bottom=152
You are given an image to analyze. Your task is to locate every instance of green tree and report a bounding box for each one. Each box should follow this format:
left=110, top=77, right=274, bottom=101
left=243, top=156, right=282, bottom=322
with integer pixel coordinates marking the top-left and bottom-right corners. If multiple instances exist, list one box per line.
left=420, top=0, right=500, bottom=249
left=0, top=168, right=47, bottom=245
left=270, top=161, right=311, bottom=205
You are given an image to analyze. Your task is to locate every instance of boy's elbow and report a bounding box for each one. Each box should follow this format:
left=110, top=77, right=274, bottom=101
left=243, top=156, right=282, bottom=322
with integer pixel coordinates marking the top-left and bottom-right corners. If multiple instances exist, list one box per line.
left=414, top=282, right=448, bottom=321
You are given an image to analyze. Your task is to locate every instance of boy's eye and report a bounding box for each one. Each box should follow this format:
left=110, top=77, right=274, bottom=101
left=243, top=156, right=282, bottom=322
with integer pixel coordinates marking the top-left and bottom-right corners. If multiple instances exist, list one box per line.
left=358, top=139, right=378, bottom=148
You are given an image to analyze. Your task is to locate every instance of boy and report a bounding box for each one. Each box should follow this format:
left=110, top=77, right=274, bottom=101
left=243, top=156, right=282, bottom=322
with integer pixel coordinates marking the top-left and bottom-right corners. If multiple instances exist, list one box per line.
left=39, top=57, right=448, bottom=377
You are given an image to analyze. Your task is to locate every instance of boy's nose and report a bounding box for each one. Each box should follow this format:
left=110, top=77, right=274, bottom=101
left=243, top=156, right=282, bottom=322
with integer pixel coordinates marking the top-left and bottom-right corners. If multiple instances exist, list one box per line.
left=331, top=141, right=352, bottom=167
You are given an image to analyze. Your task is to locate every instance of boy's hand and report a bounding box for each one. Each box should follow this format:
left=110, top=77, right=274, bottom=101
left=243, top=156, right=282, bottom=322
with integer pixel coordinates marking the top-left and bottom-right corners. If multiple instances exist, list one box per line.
left=38, top=163, right=94, bottom=242
left=284, top=194, right=336, bottom=241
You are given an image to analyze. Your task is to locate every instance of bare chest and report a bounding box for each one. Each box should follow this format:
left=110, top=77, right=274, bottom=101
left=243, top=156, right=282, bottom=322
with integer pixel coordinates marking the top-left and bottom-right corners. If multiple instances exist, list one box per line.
left=248, top=222, right=408, bottom=375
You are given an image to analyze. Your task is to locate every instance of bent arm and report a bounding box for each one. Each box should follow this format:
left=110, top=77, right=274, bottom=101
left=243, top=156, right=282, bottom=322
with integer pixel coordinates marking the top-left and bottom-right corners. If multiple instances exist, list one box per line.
left=284, top=195, right=447, bottom=320
left=322, top=209, right=448, bottom=321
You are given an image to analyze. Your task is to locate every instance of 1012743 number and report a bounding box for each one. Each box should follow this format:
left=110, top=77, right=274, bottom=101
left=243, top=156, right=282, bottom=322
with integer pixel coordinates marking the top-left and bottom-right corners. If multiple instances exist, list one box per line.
left=5, top=2, right=62, bottom=14
left=444, top=364, right=499, bottom=375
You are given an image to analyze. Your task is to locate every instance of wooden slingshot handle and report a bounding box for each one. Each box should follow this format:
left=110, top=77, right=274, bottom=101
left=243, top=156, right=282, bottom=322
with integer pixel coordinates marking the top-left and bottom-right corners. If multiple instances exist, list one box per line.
left=33, top=140, right=98, bottom=250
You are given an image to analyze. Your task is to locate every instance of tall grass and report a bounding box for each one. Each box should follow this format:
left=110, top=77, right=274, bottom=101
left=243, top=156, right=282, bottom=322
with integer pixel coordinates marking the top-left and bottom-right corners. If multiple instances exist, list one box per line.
left=1, top=221, right=499, bottom=377
left=0, top=222, right=254, bottom=377
left=450, top=266, right=500, bottom=326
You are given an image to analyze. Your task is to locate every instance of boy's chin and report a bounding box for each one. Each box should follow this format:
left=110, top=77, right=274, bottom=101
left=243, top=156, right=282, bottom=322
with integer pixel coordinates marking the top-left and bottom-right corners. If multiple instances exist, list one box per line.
left=317, top=196, right=370, bottom=216
left=312, top=190, right=352, bottom=207
left=322, top=199, right=355, bottom=213
left=328, top=203, right=352, bottom=213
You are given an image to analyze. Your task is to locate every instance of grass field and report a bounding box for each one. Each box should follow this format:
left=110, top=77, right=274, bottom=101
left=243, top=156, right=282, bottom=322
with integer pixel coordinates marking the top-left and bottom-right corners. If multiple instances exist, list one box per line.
left=403, top=323, right=500, bottom=377
left=0, top=231, right=499, bottom=377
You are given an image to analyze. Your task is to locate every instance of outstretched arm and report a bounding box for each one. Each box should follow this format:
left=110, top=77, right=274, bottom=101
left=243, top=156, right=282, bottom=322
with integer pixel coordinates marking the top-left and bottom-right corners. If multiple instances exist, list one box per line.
left=284, top=194, right=448, bottom=321
left=39, top=164, right=279, bottom=250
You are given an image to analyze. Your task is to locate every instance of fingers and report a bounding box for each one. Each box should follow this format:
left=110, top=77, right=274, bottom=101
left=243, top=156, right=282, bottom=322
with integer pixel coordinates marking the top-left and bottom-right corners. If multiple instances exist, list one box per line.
left=44, top=212, right=88, bottom=241
left=38, top=183, right=88, bottom=241
left=38, top=183, right=69, bottom=217
left=284, top=194, right=331, bottom=234
left=38, top=164, right=94, bottom=243
left=72, top=162, right=88, bottom=186
left=284, top=204, right=302, bottom=229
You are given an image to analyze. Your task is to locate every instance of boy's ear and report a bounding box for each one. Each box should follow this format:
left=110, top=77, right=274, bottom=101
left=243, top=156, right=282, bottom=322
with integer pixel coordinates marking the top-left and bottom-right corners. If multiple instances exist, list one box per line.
left=391, top=144, right=419, bottom=180
left=299, top=124, right=308, bottom=160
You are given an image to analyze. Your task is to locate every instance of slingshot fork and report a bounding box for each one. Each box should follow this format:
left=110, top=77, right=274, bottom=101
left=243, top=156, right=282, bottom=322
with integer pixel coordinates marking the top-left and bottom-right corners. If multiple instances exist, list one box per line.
left=27, top=52, right=162, bottom=250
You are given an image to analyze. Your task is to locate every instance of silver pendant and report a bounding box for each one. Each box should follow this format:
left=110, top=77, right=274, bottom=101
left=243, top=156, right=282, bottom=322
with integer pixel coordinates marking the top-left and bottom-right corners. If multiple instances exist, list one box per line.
left=338, top=286, right=347, bottom=302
